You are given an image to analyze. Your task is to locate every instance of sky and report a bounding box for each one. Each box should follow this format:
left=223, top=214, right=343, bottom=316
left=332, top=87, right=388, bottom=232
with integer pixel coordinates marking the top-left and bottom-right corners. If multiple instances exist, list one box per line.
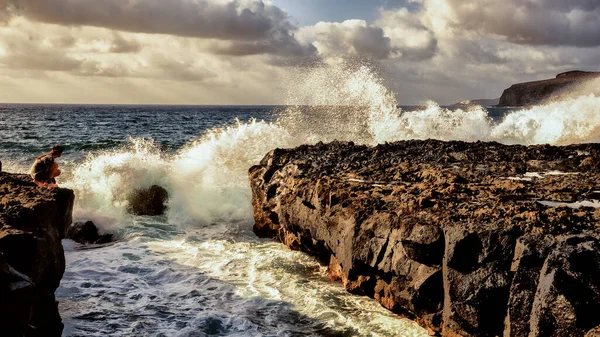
left=0, top=0, right=599, bottom=105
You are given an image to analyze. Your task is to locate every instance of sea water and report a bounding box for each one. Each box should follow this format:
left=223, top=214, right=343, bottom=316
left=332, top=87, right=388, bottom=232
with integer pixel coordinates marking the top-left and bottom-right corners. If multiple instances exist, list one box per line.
left=1, top=63, right=600, bottom=337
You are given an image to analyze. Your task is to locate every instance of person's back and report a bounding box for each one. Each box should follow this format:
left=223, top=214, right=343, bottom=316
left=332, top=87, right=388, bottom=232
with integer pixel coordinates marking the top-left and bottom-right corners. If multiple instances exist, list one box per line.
left=30, top=145, right=63, bottom=188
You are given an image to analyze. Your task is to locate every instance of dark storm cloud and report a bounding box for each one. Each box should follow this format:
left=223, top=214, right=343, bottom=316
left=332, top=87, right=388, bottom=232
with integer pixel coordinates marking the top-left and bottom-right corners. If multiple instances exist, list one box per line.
left=442, top=0, right=600, bottom=47
left=1, top=0, right=316, bottom=56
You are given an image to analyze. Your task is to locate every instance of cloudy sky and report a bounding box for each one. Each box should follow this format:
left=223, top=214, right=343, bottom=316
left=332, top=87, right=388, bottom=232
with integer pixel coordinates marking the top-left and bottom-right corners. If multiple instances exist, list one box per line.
left=0, top=0, right=599, bottom=105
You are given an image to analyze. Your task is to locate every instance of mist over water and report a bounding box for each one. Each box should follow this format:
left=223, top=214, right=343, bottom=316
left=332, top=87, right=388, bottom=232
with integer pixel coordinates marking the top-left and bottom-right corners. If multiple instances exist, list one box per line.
left=2, top=62, right=600, bottom=336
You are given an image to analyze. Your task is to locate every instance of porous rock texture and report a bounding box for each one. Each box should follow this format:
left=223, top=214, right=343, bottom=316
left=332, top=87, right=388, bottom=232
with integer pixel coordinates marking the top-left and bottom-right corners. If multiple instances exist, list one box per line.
left=249, top=140, right=600, bottom=337
left=66, top=220, right=112, bottom=244
left=0, top=172, right=74, bottom=337
left=126, top=185, right=169, bottom=216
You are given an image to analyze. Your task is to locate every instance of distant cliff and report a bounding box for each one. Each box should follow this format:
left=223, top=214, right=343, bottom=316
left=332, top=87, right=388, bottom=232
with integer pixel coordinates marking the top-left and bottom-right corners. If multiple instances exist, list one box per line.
left=0, top=172, right=74, bottom=337
left=498, top=70, right=600, bottom=107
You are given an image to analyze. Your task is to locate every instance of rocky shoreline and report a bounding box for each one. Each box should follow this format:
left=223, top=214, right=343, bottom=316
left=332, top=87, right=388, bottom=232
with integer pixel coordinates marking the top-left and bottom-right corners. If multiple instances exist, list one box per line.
left=249, top=140, right=600, bottom=336
left=0, top=172, right=74, bottom=337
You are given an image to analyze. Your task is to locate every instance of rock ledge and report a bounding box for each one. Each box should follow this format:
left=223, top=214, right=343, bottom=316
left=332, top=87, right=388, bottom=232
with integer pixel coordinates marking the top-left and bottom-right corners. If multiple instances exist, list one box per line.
left=0, top=172, right=74, bottom=337
left=249, top=140, right=600, bottom=337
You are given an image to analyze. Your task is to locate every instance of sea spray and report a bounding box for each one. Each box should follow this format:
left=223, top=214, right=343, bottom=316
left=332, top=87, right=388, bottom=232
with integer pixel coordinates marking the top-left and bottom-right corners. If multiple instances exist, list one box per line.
left=490, top=94, right=600, bottom=145
left=168, top=119, right=294, bottom=224
left=278, top=61, right=399, bottom=144
left=379, top=101, right=493, bottom=142
left=64, top=138, right=169, bottom=230
left=40, top=63, right=600, bottom=336
left=63, top=62, right=600, bottom=228
left=65, top=120, right=295, bottom=227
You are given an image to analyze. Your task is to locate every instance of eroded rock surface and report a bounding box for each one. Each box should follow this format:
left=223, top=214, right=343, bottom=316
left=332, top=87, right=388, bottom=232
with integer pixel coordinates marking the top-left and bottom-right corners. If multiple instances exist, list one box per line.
left=0, top=172, right=74, bottom=337
left=126, top=185, right=169, bottom=216
left=249, top=140, right=600, bottom=337
left=67, top=220, right=113, bottom=244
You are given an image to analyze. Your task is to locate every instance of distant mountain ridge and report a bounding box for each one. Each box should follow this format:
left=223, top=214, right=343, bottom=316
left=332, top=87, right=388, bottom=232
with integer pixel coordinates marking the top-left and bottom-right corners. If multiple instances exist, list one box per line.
left=498, top=70, right=600, bottom=107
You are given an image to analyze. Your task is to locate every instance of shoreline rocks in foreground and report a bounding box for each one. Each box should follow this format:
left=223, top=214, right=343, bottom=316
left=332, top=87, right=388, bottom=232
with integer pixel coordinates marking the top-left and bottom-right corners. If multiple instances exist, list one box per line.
left=0, top=172, right=74, bottom=337
left=249, top=140, right=600, bottom=337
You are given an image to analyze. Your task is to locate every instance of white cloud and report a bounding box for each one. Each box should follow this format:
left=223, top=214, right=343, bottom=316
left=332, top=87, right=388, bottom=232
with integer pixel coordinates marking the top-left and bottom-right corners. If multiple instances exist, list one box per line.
left=297, top=20, right=392, bottom=59
left=375, top=8, right=438, bottom=60
left=417, top=0, right=600, bottom=47
left=1, top=0, right=600, bottom=105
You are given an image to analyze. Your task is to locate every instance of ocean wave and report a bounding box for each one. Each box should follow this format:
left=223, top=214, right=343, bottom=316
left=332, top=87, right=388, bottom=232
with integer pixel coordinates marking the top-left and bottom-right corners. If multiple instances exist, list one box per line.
left=62, top=62, right=600, bottom=228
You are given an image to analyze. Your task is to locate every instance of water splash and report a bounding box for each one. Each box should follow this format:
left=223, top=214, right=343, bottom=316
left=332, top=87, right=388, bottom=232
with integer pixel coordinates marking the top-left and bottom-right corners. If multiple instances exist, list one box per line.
left=168, top=119, right=294, bottom=224
left=55, top=62, right=600, bottom=336
left=277, top=61, right=399, bottom=144
left=64, top=62, right=600, bottom=227
left=491, top=94, right=600, bottom=145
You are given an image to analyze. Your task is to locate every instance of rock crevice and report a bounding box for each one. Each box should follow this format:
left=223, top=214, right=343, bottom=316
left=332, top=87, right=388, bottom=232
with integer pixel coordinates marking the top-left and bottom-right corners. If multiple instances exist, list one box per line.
left=249, top=140, right=600, bottom=336
left=0, top=172, right=74, bottom=337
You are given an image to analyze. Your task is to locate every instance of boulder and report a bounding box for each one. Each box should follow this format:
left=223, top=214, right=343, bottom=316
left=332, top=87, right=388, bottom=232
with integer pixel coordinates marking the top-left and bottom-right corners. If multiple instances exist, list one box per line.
left=249, top=140, right=600, bottom=336
left=126, top=185, right=168, bottom=216
left=66, top=221, right=113, bottom=244
left=0, top=172, right=74, bottom=337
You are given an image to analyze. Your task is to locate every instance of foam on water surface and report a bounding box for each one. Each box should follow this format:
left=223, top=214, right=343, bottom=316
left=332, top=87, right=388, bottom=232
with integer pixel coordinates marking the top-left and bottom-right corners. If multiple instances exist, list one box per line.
left=2, top=61, right=600, bottom=336
left=58, top=221, right=427, bottom=337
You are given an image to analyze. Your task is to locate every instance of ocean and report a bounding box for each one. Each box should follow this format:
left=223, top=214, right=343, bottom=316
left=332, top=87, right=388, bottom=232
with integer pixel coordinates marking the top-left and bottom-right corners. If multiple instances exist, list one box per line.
left=1, top=65, right=600, bottom=337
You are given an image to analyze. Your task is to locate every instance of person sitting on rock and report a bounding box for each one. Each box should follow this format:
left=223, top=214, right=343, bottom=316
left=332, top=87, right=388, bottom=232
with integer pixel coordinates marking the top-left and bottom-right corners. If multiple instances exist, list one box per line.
left=30, top=145, right=64, bottom=188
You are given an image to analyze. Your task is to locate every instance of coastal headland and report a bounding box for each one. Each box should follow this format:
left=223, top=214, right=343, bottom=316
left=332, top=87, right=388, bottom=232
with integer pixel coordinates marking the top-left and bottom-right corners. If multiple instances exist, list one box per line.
left=498, top=71, right=600, bottom=107
left=249, top=140, right=600, bottom=336
left=0, top=172, right=74, bottom=337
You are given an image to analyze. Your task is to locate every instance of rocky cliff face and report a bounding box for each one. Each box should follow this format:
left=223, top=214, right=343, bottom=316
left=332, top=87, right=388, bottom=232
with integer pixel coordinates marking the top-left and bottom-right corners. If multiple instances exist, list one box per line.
left=0, top=172, right=74, bottom=337
left=249, top=140, right=600, bottom=337
left=498, top=71, right=600, bottom=107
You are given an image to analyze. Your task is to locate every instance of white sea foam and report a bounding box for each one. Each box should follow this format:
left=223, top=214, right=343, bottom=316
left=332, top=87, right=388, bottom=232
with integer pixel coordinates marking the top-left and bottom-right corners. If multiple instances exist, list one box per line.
left=58, top=62, right=600, bottom=336
left=63, top=62, right=600, bottom=227
left=490, top=94, right=600, bottom=145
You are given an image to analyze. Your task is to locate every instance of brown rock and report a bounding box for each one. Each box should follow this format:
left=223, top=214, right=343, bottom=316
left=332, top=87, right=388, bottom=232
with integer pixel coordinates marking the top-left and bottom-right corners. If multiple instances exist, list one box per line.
left=66, top=220, right=113, bottom=244
left=126, top=185, right=168, bottom=216
left=249, top=139, right=600, bottom=336
left=0, top=172, right=74, bottom=337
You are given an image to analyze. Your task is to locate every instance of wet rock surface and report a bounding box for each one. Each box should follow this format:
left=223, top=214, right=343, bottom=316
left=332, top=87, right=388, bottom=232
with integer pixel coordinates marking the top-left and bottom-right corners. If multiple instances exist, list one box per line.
left=249, top=140, right=600, bottom=337
left=0, top=172, right=74, bottom=337
left=66, top=220, right=112, bottom=244
left=126, top=185, right=168, bottom=216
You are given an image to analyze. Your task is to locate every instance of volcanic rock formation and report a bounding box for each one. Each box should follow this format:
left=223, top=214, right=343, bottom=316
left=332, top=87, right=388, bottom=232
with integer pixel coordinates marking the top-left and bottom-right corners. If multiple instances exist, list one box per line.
left=0, top=172, right=74, bottom=337
left=66, top=220, right=112, bottom=244
left=249, top=140, right=600, bottom=337
left=498, top=70, right=600, bottom=107
left=126, top=185, right=169, bottom=216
